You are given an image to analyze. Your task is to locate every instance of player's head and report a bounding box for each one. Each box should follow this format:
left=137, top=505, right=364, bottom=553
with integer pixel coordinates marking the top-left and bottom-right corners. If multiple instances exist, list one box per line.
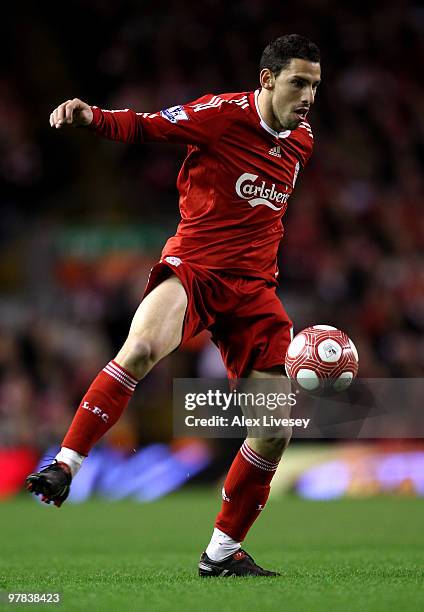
left=259, top=34, right=321, bottom=131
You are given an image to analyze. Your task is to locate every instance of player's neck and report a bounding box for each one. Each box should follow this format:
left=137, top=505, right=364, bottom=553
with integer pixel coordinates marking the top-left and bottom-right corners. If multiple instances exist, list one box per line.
left=257, top=88, right=283, bottom=133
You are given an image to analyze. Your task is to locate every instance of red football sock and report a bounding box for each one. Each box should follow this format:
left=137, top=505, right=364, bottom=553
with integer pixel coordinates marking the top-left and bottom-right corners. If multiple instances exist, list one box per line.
left=215, top=441, right=280, bottom=542
left=62, top=360, right=138, bottom=456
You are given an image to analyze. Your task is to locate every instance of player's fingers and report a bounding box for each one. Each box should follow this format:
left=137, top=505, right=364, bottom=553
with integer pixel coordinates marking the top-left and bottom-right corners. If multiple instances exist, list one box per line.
left=56, top=101, right=71, bottom=126
left=52, top=108, right=62, bottom=129
left=65, top=102, right=74, bottom=124
left=51, top=107, right=59, bottom=128
left=57, top=102, right=68, bottom=123
left=53, top=102, right=68, bottom=128
left=49, top=112, right=53, bottom=127
left=51, top=108, right=59, bottom=128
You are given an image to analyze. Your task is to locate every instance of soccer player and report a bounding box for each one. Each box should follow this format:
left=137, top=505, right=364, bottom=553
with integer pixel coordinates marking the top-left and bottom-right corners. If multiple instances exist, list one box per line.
left=26, top=34, right=321, bottom=577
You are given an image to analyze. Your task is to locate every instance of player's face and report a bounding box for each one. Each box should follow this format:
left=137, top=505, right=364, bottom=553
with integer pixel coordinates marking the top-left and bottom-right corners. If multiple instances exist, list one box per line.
left=265, top=59, right=321, bottom=131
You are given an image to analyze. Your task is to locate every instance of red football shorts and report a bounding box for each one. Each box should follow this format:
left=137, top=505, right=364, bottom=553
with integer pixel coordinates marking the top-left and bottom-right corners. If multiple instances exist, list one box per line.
left=143, top=259, right=293, bottom=379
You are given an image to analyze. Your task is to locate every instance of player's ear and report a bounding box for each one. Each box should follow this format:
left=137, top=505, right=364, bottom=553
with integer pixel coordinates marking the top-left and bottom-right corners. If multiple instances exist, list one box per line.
left=260, top=68, right=275, bottom=91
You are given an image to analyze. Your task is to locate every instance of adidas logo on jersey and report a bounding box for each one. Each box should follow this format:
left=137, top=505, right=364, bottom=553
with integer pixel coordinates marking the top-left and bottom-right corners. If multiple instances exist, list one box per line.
left=268, top=146, right=281, bottom=158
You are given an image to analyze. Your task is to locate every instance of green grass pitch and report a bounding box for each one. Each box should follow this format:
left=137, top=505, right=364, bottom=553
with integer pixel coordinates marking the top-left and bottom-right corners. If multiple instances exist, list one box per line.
left=0, top=490, right=423, bottom=611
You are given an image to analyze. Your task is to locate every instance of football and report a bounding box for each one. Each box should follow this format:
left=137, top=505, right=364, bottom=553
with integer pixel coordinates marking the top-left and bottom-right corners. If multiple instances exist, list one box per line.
left=285, top=325, right=359, bottom=394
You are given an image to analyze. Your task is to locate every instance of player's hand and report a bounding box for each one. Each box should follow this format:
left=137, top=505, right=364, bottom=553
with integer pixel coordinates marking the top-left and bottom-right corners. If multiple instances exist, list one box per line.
left=49, top=98, right=93, bottom=129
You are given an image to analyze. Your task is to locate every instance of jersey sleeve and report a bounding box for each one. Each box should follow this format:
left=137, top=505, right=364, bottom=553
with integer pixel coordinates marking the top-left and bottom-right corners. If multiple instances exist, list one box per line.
left=89, top=94, right=233, bottom=147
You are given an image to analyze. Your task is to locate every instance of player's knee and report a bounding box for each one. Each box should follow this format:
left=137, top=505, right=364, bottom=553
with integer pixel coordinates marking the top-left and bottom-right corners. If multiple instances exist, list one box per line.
left=118, top=335, right=159, bottom=378
left=255, top=432, right=292, bottom=459
left=133, top=336, right=159, bottom=364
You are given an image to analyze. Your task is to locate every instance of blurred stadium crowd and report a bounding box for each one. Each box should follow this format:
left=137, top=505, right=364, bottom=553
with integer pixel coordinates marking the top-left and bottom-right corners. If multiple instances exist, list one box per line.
left=0, top=0, right=423, bottom=451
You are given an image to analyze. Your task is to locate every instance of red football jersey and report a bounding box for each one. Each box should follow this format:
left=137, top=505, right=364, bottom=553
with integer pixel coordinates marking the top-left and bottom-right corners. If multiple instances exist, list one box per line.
left=90, top=90, right=314, bottom=283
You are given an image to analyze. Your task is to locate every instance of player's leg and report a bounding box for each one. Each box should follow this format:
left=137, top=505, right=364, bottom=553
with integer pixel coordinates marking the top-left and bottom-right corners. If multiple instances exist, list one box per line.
left=59, top=274, right=187, bottom=459
left=26, top=274, right=187, bottom=505
left=200, top=280, right=292, bottom=576
left=201, top=368, right=290, bottom=576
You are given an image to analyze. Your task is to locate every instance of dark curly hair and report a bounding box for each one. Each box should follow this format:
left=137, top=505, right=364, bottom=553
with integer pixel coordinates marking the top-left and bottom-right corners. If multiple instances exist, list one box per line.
left=260, top=34, right=321, bottom=75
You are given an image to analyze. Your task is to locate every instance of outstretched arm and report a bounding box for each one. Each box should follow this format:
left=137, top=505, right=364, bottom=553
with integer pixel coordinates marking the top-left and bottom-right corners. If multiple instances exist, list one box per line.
left=49, top=94, right=236, bottom=146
